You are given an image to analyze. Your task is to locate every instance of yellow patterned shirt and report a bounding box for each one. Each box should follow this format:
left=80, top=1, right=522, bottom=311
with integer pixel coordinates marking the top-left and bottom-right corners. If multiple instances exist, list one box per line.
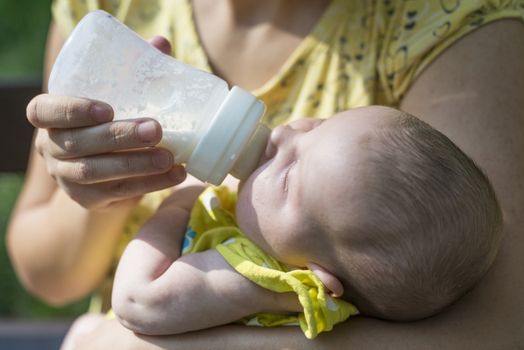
left=53, top=0, right=524, bottom=125
left=50, top=0, right=524, bottom=311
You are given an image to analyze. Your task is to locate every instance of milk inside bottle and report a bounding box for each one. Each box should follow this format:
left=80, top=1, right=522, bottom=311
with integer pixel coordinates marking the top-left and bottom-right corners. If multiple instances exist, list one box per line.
left=48, top=10, right=269, bottom=184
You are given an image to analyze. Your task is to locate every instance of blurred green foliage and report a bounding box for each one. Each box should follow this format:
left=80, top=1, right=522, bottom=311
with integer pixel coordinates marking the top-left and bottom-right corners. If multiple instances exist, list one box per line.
left=0, top=0, right=52, bottom=79
left=0, top=0, right=90, bottom=319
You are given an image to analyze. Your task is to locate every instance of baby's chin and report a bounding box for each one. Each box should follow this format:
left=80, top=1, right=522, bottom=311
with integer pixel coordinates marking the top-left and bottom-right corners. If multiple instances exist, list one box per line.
left=237, top=179, right=246, bottom=193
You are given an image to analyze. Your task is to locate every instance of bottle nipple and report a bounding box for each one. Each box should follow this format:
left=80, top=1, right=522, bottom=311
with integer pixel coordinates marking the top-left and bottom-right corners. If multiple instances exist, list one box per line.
left=230, top=123, right=271, bottom=180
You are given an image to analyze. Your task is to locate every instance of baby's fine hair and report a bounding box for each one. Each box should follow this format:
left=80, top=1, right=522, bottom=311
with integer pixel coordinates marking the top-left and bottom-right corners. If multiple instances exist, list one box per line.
left=340, top=114, right=503, bottom=321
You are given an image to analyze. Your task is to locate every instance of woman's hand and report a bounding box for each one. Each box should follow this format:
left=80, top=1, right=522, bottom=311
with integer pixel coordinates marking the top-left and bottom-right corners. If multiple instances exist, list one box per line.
left=27, top=36, right=186, bottom=210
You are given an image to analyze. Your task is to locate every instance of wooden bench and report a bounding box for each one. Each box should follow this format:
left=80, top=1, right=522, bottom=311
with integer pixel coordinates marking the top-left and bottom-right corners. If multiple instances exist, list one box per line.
left=0, top=319, right=71, bottom=350
left=0, top=80, right=41, bottom=172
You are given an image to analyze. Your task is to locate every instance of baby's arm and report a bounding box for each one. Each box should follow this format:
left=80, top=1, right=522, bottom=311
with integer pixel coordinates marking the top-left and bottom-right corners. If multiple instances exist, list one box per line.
left=112, top=186, right=300, bottom=336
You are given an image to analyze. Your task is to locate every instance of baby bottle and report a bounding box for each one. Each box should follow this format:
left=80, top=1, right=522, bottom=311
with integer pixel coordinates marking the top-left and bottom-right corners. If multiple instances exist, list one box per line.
left=48, top=10, right=270, bottom=185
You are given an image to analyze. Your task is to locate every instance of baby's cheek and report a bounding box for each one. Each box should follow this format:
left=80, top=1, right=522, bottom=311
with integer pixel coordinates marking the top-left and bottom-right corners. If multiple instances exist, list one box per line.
left=273, top=213, right=318, bottom=265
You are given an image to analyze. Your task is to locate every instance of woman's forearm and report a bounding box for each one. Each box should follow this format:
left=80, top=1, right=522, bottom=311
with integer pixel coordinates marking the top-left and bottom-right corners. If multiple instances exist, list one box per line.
left=7, top=187, right=134, bottom=305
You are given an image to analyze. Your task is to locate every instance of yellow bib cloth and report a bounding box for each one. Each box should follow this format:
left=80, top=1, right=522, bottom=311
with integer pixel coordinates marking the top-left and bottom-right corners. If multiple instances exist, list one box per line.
left=182, top=186, right=358, bottom=339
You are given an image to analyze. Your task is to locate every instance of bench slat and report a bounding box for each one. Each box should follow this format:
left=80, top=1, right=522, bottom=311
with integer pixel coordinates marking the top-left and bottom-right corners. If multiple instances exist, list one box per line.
left=0, top=81, right=41, bottom=172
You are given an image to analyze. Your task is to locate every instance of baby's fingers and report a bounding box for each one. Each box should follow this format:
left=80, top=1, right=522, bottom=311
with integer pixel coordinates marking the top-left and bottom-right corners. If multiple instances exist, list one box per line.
left=27, top=94, right=113, bottom=128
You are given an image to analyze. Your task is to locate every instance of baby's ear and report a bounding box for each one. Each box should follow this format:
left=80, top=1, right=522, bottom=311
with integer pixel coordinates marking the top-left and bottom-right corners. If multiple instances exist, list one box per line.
left=307, top=262, right=344, bottom=298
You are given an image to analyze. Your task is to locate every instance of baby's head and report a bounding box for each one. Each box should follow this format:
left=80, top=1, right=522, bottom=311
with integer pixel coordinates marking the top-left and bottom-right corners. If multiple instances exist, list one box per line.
left=237, top=106, right=502, bottom=321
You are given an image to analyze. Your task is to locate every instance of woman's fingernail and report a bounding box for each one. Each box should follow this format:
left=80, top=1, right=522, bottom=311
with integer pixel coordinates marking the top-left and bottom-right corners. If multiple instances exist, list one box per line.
left=137, top=121, right=159, bottom=143
left=92, top=104, right=113, bottom=122
left=153, top=151, right=171, bottom=169
left=168, top=166, right=186, bottom=182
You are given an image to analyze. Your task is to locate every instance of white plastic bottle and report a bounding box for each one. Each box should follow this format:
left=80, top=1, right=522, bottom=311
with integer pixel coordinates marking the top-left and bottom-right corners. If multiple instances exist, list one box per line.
left=48, top=10, right=270, bottom=185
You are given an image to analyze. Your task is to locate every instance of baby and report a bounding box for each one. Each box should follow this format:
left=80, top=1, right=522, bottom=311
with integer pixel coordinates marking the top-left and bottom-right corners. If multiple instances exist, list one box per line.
left=111, top=106, right=503, bottom=339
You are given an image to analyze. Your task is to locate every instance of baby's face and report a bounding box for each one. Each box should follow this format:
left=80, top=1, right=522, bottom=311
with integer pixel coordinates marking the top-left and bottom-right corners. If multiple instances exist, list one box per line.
left=236, top=106, right=399, bottom=266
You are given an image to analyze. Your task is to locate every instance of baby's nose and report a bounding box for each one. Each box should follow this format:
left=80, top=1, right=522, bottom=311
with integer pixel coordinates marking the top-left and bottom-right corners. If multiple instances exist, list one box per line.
left=264, top=125, right=293, bottom=160
left=270, top=125, right=294, bottom=146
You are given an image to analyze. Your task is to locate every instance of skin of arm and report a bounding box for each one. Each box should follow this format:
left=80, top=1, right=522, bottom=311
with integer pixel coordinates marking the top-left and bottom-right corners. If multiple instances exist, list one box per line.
left=112, top=185, right=301, bottom=335
left=70, top=18, right=524, bottom=350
